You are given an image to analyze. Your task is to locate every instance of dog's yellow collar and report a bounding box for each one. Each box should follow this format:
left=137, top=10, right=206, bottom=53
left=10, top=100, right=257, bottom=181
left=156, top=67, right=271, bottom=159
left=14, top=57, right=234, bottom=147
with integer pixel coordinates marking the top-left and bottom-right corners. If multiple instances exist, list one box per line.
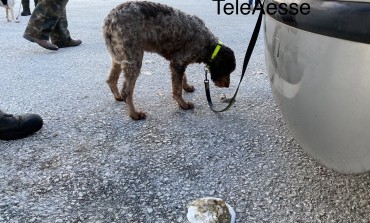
left=206, top=41, right=223, bottom=70
left=211, top=41, right=223, bottom=61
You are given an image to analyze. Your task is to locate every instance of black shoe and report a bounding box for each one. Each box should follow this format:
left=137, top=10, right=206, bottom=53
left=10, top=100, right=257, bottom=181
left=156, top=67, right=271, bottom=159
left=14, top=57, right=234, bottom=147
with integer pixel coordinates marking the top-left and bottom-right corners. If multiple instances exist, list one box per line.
left=23, top=33, right=59, bottom=51
left=21, top=10, right=31, bottom=16
left=0, top=113, right=43, bottom=140
left=53, top=39, right=82, bottom=48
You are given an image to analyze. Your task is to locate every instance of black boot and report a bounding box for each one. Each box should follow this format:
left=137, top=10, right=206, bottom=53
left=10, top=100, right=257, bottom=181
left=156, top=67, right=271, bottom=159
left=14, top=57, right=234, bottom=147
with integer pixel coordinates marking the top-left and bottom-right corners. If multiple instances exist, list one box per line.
left=53, top=38, right=82, bottom=48
left=0, top=112, right=43, bottom=140
left=21, top=0, right=31, bottom=16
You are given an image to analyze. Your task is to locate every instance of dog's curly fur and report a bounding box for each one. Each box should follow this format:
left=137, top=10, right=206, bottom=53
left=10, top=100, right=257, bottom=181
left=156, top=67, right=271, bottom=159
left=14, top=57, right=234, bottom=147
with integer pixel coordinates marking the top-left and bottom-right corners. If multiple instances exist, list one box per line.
left=103, top=1, right=236, bottom=120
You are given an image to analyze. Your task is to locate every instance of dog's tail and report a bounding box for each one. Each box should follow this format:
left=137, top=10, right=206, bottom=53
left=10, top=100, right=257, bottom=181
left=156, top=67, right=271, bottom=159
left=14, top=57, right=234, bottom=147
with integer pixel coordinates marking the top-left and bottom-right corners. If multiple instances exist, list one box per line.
left=103, top=23, right=121, bottom=61
left=102, top=24, right=116, bottom=57
left=103, top=24, right=132, bottom=65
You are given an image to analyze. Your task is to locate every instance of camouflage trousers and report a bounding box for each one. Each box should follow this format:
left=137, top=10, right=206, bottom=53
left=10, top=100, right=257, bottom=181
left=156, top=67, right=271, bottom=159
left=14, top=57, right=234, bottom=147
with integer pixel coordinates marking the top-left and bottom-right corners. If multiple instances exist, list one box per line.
left=24, top=0, right=71, bottom=44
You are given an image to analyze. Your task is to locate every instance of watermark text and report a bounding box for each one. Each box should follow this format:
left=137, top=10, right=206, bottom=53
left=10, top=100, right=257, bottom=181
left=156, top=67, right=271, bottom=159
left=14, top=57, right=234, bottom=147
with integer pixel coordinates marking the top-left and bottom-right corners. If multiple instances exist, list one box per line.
left=213, top=0, right=310, bottom=15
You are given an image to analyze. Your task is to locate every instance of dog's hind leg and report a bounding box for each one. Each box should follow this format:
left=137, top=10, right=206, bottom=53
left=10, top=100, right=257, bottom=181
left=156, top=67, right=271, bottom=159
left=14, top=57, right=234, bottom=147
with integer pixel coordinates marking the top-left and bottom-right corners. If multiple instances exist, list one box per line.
left=107, top=60, right=124, bottom=101
left=170, top=62, right=194, bottom=110
left=182, top=73, right=195, bottom=92
left=121, top=51, right=146, bottom=120
left=6, top=7, right=10, bottom=22
left=10, top=8, right=14, bottom=21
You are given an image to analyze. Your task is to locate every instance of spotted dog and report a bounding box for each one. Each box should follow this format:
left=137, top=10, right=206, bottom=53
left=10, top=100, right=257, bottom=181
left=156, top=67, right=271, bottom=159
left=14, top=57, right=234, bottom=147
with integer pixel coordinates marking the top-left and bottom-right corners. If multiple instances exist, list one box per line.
left=103, top=1, right=236, bottom=120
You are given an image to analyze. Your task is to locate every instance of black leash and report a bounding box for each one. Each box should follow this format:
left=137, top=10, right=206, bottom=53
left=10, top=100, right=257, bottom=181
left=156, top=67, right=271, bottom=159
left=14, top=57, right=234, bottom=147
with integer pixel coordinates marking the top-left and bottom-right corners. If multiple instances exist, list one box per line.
left=204, top=6, right=264, bottom=112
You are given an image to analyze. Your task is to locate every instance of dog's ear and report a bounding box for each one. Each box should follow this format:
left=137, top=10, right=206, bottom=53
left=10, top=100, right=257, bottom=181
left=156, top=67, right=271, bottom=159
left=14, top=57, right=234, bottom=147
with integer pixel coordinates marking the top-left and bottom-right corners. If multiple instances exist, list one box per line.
left=209, top=45, right=236, bottom=81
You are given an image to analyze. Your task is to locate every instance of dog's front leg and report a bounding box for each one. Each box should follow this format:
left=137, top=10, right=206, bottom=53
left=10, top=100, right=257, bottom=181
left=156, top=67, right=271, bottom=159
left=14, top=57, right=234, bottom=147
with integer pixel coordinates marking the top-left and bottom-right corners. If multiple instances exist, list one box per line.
left=170, top=62, right=194, bottom=110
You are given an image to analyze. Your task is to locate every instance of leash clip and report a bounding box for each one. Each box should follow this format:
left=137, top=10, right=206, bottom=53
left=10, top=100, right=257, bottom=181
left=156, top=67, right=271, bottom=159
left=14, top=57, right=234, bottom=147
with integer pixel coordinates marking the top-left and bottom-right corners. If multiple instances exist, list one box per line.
left=204, top=66, right=210, bottom=90
left=204, top=66, right=209, bottom=82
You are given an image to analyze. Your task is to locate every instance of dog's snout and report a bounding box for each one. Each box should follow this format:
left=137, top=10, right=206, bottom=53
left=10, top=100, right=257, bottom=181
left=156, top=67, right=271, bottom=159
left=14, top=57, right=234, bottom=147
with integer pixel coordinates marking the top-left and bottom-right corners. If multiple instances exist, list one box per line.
left=214, top=76, right=230, bottom=88
left=214, top=81, right=229, bottom=88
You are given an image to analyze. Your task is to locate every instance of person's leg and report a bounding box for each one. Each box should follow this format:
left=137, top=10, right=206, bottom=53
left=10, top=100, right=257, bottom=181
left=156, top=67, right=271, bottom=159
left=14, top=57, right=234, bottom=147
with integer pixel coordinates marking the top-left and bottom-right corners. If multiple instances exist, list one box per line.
left=50, top=8, right=81, bottom=48
left=0, top=109, right=43, bottom=140
left=23, top=0, right=69, bottom=50
left=34, top=0, right=38, bottom=6
left=21, top=0, right=31, bottom=16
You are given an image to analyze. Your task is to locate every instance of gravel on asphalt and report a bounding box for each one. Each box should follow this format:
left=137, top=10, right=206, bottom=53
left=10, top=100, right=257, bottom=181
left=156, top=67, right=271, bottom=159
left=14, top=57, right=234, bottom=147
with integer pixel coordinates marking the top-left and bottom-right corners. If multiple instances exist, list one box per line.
left=1, top=0, right=370, bottom=222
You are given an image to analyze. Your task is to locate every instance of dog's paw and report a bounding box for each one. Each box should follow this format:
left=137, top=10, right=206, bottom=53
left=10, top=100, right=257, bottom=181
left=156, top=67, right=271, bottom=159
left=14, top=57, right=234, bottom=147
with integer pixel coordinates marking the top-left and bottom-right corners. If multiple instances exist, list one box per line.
left=129, top=111, right=147, bottom=120
left=180, top=102, right=194, bottom=110
left=184, top=85, right=195, bottom=93
left=114, top=95, right=125, bottom=102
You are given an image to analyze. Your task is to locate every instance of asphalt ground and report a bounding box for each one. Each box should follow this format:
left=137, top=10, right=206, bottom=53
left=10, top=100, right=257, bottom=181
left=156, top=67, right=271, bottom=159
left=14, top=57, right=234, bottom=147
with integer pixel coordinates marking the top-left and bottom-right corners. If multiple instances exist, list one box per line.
left=1, top=0, right=370, bottom=222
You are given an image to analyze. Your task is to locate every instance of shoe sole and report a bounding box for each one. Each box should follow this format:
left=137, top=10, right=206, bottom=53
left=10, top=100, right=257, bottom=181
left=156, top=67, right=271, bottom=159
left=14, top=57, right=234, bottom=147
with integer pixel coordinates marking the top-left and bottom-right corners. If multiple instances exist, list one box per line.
left=0, top=130, right=38, bottom=140
left=23, top=34, right=59, bottom=51
left=0, top=124, right=43, bottom=140
left=56, top=40, right=82, bottom=48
